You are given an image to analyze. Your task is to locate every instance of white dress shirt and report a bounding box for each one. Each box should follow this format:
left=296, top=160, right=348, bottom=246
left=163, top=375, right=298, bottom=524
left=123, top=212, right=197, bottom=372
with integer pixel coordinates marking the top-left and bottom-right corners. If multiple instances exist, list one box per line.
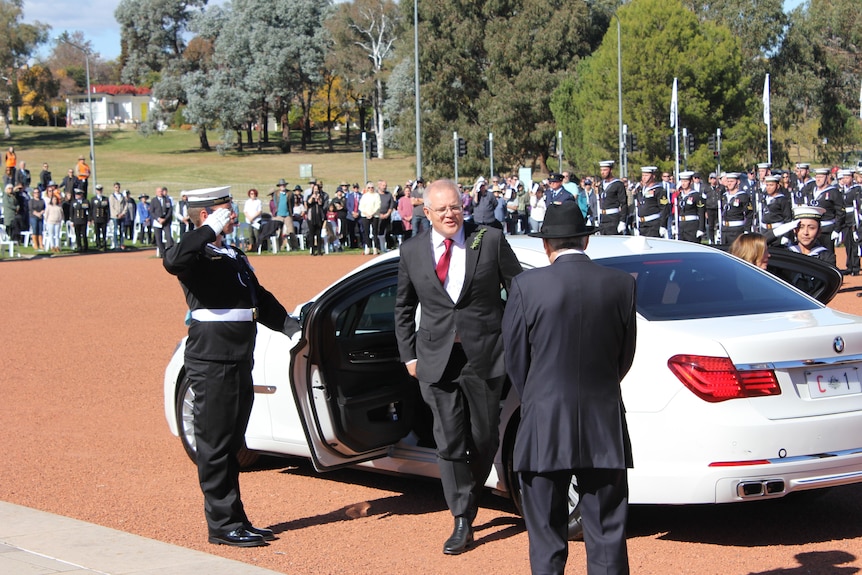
left=431, top=226, right=466, bottom=303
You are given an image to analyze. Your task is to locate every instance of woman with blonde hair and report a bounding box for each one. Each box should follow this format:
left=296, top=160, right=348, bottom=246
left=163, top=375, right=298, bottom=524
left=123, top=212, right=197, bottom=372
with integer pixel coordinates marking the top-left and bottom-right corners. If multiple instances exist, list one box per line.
left=730, top=232, right=769, bottom=270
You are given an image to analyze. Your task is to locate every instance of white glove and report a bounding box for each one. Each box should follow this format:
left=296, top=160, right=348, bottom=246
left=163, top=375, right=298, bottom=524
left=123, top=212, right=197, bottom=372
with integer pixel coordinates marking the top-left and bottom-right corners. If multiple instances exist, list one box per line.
left=633, top=227, right=640, bottom=236
left=771, top=220, right=798, bottom=238
left=659, top=226, right=668, bottom=238
left=617, top=221, right=626, bottom=233
left=831, top=230, right=841, bottom=242
left=204, top=208, right=232, bottom=236
left=696, top=230, right=704, bottom=238
left=854, top=231, right=859, bottom=242
left=780, top=236, right=790, bottom=246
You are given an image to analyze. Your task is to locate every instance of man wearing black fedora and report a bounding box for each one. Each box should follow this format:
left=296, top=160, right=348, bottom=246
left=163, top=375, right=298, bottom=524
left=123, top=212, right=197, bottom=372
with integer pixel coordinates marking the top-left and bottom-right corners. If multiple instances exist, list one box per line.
left=502, top=201, right=637, bottom=575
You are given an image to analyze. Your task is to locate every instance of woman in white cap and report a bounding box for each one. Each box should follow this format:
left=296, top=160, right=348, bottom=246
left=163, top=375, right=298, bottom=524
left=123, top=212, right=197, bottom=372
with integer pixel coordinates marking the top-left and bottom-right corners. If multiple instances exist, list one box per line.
left=787, top=205, right=836, bottom=266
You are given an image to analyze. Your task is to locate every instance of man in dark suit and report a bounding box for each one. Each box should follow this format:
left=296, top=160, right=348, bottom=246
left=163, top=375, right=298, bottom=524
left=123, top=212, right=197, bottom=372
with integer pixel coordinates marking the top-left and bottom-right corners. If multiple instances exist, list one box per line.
left=502, top=201, right=637, bottom=575
left=395, top=179, right=522, bottom=555
left=151, top=185, right=174, bottom=257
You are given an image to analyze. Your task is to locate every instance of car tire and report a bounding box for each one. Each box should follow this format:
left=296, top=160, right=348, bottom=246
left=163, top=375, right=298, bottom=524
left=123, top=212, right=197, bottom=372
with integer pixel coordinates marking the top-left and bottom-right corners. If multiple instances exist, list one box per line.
left=175, top=374, right=259, bottom=468
left=504, top=414, right=584, bottom=541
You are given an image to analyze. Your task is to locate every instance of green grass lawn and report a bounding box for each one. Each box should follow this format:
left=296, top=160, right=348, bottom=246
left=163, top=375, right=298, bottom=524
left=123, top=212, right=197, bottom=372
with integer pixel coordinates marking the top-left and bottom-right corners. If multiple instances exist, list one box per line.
left=7, top=126, right=418, bottom=197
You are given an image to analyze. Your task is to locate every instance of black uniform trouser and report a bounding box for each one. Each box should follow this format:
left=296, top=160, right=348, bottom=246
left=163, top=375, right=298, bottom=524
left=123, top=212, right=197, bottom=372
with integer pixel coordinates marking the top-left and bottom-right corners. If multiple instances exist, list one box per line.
left=520, top=468, right=629, bottom=575
left=74, top=223, right=88, bottom=251
left=845, top=228, right=860, bottom=274
left=418, top=344, right=503, bottom=519
left=599, top=214, right=622, bottom=236
left=185, top=356, right=253, bottom=536
left=638, top=219, right=661, bottom=238
left=819, top=224, right=837, bottom=254
left=705, top=208, right=718, bottom=244
left=721, top=226, right=745, bottom=246
left=679, top=220, right=701, bottom=243
left=93, top=221, right=108, bottom=247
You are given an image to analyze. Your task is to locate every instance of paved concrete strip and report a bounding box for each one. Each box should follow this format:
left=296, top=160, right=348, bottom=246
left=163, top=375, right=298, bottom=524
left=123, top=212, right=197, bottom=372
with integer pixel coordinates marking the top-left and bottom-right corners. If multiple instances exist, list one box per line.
left=0, top=501, right=283, bottom=575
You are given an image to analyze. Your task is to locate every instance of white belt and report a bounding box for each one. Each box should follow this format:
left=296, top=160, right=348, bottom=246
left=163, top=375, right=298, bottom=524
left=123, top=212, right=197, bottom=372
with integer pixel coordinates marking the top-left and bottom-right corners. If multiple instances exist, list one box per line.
left=846, top=207, right=856, bottom=213
left=681, top=215, right=699, bottom=222
left=601, top=208, right=620, bottom=215
left=821, top=219, right=836, bottom=226
left=638, top=213, right=660, bottom=223
left=190, top=308, right=257, bottom=322
left=722, top=220, right=746, bottom=227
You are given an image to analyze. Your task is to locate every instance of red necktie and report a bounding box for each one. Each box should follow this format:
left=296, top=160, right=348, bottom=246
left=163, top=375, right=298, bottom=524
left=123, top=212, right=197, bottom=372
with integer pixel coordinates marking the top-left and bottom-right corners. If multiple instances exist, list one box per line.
left=436, top=238, right=453, bottom=284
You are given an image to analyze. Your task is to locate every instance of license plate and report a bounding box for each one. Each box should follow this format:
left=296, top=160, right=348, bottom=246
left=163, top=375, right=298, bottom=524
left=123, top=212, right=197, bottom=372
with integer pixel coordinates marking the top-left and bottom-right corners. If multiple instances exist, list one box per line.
left=805, top=366, right=862, bottom=399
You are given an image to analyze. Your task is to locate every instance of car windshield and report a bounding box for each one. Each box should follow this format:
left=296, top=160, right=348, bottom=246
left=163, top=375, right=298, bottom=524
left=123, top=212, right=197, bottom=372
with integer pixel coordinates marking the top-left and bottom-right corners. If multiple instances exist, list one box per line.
left=600, top=252, right=821, bottom=321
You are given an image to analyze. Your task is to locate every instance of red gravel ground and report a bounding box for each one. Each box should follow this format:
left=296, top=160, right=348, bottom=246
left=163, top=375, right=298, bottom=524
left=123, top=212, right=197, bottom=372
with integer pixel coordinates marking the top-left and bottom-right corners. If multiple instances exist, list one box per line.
left=2, top=248, right=862, bottom=574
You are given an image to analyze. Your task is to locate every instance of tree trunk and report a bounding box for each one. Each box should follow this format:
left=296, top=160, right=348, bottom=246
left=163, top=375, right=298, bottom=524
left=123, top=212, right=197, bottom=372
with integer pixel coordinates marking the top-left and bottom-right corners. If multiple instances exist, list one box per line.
left=199, top=126, right=210, bottom=151
left=279, top=99, right=291, bottom=153
left=374, top=77, right=385, bottom=159
left=236, top=129, right=243, bottom=152
left=246, top=124, right=253, bottom=149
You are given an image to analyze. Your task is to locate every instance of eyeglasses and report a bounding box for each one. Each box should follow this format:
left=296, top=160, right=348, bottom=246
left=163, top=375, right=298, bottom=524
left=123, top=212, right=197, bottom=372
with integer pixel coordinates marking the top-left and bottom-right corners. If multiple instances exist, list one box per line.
left=429, top=205, right=463, bottom=216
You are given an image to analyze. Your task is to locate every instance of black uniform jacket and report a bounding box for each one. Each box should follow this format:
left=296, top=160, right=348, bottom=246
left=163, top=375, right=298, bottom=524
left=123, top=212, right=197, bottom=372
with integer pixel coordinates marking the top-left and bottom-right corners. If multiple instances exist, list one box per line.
left=164, top=225, right=289, bottom=362
left=502, top=252, right=636, bottom=473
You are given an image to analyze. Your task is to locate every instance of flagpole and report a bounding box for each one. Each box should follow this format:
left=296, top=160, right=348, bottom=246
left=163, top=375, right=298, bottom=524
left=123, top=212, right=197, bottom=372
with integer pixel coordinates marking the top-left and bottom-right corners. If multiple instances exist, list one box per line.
left=764, top=74, right=772, bottom=165
left=671, top=77, right=680, bottom=240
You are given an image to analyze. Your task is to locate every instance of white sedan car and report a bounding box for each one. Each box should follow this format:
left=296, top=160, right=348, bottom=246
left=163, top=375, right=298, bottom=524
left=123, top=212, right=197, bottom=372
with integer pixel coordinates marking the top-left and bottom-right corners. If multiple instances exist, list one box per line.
left=164, top=236, right=862, bottom=535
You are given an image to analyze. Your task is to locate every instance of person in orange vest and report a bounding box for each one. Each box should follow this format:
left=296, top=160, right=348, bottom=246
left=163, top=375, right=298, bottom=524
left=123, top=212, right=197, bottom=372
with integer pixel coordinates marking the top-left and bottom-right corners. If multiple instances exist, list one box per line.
left=75, top=155, right=91, bottom=194
left=4, top=146, right=16, bottom=186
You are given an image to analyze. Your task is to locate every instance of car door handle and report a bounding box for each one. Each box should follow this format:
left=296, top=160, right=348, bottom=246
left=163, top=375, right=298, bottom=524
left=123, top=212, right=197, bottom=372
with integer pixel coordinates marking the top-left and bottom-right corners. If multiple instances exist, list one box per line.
left=348, top=350, right=400, bottom=364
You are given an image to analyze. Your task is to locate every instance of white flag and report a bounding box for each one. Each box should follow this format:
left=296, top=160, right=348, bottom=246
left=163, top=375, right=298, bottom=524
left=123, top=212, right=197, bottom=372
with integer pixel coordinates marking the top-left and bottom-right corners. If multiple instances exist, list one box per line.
left=670, top=78, right=678, bottom=128
left=763, top=74, right=771, bottom=125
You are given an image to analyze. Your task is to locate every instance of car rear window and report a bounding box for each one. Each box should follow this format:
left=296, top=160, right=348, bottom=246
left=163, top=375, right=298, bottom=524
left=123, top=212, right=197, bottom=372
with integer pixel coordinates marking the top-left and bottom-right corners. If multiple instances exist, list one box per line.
left=600, top=252, right=821, bottom=321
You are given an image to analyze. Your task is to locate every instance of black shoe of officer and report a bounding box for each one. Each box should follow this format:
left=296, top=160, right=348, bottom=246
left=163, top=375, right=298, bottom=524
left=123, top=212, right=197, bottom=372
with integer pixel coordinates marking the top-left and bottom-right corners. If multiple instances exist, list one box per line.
left=208, top=528, right=268, bottom=547
left=443, top=516, right=474, bottom=555
left=244, top=525, right=276, bottom=541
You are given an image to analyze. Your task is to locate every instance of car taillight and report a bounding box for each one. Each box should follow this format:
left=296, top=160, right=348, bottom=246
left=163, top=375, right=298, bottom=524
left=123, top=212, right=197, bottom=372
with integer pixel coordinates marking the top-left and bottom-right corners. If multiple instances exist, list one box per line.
left=667, top=355, right=781, bottom=403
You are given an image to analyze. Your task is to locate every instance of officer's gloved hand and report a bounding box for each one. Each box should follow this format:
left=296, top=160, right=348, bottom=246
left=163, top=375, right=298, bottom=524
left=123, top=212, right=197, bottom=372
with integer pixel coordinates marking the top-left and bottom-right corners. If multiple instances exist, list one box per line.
left=633, top=228, right=640, bottom=236
left=204, top=208, right=232, bottom=236
left=659, top=226, right=668, bottom=238
left=696, top=230, right=704, bottom=238
left=617, top=221, right=626, bottom=234
left=831, top=230, right=841, bottom=242
left=771, top=220, right=798, bottom=238
left=854, top=231, right=860, bottom=242
left=780, top=236, right=791, bottom=246
left=283, top=315, right=301, bottom=338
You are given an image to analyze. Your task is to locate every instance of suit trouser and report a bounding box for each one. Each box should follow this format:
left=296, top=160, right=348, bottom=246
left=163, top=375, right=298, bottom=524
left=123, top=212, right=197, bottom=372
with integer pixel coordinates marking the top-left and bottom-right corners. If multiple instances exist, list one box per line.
left=418, top=344, right=503, bottom=518
left=155, top=224, right=174, bottom=254
left=520, top=468, right=629, bottom=575
left=185, top=357, right=253, bottom=536
left=845, top=229, right=860, bottom=273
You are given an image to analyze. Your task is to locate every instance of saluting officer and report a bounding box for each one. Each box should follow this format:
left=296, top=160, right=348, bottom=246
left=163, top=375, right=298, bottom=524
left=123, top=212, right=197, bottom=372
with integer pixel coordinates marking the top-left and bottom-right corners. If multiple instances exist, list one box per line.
left=634, top=166, right=669, bottom=237
left=839, top=169, right=860, bottom=275
left=792, top=163, right=816, bottom=206
left=597, top=160, right=628, bottom=235
left=809, top=167, right=842, bottom=253
left=675, top=171, right=705, bottom=242
left=759, top=175, right=792, bottom=243
left=70, top=188, right=89, bottom=252
left=90, top=184, right=110, bottom=250
left=720, top=172, right=753, bottom=246
left=164, top=186, right=300, bottom=548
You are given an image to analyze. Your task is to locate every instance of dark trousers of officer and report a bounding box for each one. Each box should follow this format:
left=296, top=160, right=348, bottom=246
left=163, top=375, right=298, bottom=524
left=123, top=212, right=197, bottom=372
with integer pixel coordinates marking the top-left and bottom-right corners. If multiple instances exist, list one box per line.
left=705, top=208, right=718, bottom=244
left=520, top=468, right=629, bottom=575
left=155, top=224, right=174, bottom=256
left=679, top=221, right=700, bottom=243
left=418, top=344, right=503, bottom=519
left=819, top=225, right=836, bottom=254
left=93, top=221, right=108, bottom=248
left=846, top=230, right=860, bottom=274
left=185, top=357, right=253, bottom=536
left=638, top=219, right=661, bottom=238
left=599, top=214, right=622, bottom=236
left=74, top=223, right=88, bottom=251
left=721, top=226, right=744, bottom=247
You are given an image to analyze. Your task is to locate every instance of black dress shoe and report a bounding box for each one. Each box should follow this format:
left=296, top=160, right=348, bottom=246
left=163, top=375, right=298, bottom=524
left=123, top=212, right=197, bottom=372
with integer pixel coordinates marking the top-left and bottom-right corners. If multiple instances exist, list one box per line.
left=245, top=525, right=276, bottom=541
left=443, top=516, right=474, bottom=555
left=208, top=528, right=268, bottom=547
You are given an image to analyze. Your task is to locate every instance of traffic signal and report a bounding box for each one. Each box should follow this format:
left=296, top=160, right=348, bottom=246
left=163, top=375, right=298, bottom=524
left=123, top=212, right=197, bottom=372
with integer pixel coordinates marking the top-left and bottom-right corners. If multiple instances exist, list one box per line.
left=483, top=139, right=490, bottom=158
left=369, top=137, right=378, bottom=158
left=630, top=133, right=639, bottom=152
left=708, top=133, right=716, bottom=151
left=458, top=138, right=467, bottom=157
left=666, top=135, right=673, bottom=153
left=687, top=133, right=695, bottom=154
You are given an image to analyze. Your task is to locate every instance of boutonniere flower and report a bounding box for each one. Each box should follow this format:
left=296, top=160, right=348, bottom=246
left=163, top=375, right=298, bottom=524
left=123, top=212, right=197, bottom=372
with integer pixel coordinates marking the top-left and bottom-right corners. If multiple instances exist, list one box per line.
left=470, top=227, right=487, bottom=250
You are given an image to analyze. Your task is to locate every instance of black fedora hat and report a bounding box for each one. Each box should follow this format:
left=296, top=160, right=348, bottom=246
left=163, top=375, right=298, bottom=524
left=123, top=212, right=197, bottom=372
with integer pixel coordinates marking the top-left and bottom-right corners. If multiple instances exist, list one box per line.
left=529, top=201, right=597, bottom=238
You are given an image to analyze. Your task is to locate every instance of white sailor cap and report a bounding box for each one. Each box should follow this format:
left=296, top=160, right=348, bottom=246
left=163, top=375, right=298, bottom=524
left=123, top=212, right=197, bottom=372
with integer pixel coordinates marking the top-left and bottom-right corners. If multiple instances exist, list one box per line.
left=795, top=163, right=810, bottom=170
left=756, top=162, right=771, bottom=170
left=837, top=169, right=853, bottom=179
left=724, top=172, right=741, bottom=179
left=764, top=175, right=781, bottom=183
left=641, top=166, right=658, bottom=174
left=793, top=205, right=825, bottom=221
left=599, top=160, right=615, bottom=168
left=679, top=171, right=695, bottom=180
left=185, top=186, right=232, bottom=208
left=813, top=168, right=831, bottom=175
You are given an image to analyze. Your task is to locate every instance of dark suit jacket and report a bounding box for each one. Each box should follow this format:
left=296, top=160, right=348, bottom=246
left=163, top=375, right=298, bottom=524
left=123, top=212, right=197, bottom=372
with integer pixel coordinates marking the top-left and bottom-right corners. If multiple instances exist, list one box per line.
left=502, top=252, right=637, bottom=473
left=151, top=195, right=173, bottom=223
left=395, top=222, right=522, bottom=383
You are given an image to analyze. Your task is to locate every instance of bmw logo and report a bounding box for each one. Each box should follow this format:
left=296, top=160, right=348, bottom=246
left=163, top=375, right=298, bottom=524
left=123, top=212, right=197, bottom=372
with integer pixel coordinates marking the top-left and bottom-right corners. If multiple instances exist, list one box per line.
left=834, top=337, right=845, bottom=353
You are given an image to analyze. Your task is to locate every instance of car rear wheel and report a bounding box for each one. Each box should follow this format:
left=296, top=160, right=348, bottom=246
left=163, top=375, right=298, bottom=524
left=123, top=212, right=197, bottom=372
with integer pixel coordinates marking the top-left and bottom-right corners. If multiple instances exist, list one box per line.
left=504, top=415, right=583, bottom=541
left=175, top=374, right=259, bottom=468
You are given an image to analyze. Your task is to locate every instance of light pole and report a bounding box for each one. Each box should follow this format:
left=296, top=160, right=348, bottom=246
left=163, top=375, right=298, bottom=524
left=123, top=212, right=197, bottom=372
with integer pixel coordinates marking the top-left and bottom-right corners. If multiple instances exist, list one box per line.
left=57, top=37, right=96, bottom=190
left=414, top=0, right=422, bottom=180
left=613, top=14, right=624, bottom=179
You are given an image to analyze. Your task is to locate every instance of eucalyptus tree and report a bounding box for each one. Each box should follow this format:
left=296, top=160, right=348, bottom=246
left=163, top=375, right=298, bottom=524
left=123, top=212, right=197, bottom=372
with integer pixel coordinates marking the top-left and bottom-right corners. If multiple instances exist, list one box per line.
left=0, top=0, right=49, bottom=135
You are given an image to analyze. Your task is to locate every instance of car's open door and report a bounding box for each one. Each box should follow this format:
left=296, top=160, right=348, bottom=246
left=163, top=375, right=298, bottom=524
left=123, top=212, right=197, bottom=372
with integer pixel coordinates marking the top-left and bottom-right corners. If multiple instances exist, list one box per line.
left=289, top=258, right=421, bottom=471
left=766, top=247, right=843, bottom=304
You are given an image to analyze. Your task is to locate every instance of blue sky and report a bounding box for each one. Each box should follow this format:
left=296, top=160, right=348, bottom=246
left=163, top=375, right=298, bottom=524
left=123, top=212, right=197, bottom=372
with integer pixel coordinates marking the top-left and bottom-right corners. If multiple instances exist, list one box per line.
left=23, top=0, right=807, bottom=63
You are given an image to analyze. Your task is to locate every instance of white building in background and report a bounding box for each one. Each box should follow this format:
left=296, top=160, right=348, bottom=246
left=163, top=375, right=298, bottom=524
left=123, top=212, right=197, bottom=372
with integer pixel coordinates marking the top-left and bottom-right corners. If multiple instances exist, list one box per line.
left=65, top=85, right=154, bottom=129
